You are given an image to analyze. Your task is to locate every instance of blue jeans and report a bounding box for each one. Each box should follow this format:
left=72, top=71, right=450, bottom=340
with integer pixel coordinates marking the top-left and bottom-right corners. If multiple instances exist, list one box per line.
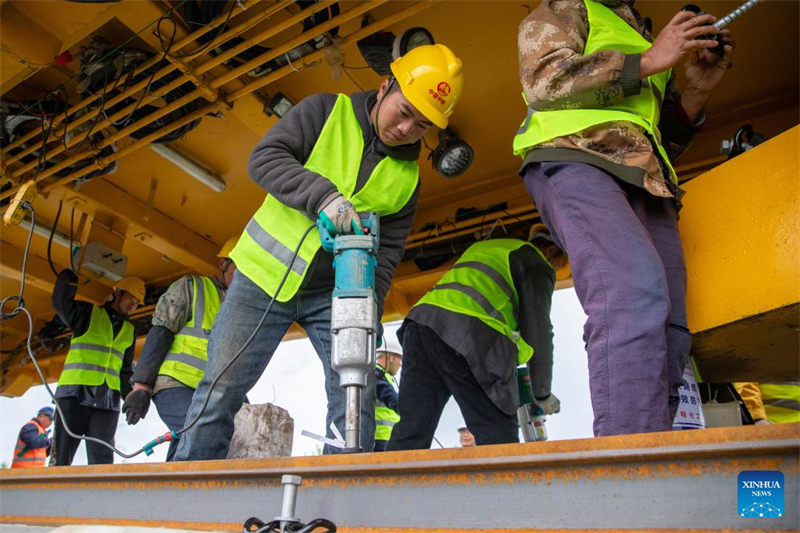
left=152, top=386, right=194, bottom=461
left=173, top=270, right=376, bottom=460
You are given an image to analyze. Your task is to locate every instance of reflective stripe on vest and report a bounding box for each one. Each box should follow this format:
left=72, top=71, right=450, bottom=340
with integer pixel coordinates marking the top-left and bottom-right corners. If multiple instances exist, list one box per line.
left=230, top=93, right=420, bottom=301
left=58, top=306, right=134, bottom=391
left=414, top=239, right=547, bottom=365
left=375, top=367, right=400, bottom=442
left=11, top=420, right=47, bottom=468
left=159, top=276, right=222, bottom=389
left=512, top=0, right=677, bottom=183
left=761, top=383, right=800, bottom=424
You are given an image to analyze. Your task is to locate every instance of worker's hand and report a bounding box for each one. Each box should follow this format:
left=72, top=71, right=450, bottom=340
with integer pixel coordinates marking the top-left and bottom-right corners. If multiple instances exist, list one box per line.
left=122, top=389, right=151, bottom=425
left=682, top=29, right=735, bottom=115
left=318, top=193, right=363, bottom=236
left=754, top=418, right=773, bottom=425
left=641, top=11, right=719, bottom=78
left=534, top=393, right=561, bottom=415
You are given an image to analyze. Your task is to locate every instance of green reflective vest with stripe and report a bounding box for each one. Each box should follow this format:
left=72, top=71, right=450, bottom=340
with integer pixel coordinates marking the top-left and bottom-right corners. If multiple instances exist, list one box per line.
left=761, top=383, right=800, bottom=424
left=158, top=276, right=222, bottom=389
left=375, top=366, right=400, bottom=442
left=58, top=306, right=134, bottom=391
left=415, top=239, right=542, bottom=365
left=230, top=94, right=420, bottom=300
left=512, top=0, right=677, bottom=183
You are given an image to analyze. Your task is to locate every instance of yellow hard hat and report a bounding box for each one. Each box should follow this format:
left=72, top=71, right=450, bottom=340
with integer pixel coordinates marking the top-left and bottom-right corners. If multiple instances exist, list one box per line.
left=528, top=223, right=554, bottom=244
left=390, top=44, right=463, bottom=129
left=218, top=237, right=239, bottom=259
left=114, top=277, right=146, bottom=305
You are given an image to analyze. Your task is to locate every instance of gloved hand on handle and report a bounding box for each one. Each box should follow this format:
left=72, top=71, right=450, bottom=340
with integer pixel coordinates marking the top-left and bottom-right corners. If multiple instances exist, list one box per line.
left=318, top=193, right=363, bottom=236
left=534, top=393, right=561, bottom=415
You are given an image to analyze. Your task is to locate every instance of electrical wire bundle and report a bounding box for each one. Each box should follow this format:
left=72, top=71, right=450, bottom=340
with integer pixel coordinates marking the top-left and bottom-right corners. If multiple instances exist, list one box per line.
left=76, top=33, right=201, bottom=144
left=182, top=0, right=341, bottom=77
left=243, top=517, right=336, bottom=533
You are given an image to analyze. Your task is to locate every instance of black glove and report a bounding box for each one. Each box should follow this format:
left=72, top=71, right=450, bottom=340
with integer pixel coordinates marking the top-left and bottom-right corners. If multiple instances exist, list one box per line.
left=122, top=389, right=151, bottom=425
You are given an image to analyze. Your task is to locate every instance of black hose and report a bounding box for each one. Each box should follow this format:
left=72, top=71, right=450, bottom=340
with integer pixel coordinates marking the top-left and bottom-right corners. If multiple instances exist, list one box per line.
left=47, top=200, right=63, bottom=277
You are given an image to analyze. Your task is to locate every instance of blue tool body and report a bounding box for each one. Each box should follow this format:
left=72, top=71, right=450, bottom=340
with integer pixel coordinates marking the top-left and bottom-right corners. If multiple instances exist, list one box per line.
left=317, top=212, right=379, bottom=298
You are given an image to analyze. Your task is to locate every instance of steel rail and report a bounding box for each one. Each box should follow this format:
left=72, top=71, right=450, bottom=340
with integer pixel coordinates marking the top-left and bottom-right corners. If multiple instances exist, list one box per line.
left=1, top=425, right=798, bottom=532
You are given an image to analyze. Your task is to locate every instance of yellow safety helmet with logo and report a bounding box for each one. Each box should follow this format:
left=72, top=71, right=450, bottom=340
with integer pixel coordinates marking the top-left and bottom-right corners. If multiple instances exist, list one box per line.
left=218, top=237, right=239, bottom=259
left=114, top=277, right=146, bottom=305
left=390, top=44, right=463, bottom=129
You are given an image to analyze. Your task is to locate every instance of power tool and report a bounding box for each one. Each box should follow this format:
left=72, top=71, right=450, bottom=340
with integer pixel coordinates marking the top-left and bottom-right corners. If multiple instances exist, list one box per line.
left=517, top=365, right=548, bottom=442
left=318, top=211, right=380, bottom=453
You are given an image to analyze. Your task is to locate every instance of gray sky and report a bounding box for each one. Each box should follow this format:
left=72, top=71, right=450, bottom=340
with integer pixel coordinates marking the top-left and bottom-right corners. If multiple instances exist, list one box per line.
left=0, top=288, right=592, bottom=465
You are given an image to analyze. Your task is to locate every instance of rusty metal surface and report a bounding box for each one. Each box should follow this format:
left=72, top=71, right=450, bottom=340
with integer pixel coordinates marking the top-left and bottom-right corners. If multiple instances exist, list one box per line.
left=2, top=425, right=798, bottom=532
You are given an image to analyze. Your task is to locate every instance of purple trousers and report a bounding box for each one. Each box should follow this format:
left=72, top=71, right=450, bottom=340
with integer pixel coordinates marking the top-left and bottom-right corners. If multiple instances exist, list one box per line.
left=523, top=162, right=692, bottom=436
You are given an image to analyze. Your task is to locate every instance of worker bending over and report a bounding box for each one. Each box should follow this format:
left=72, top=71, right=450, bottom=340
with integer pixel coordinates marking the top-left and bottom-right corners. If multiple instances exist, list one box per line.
left=374, top=341, right=402, bottom=452
left=122, top=238, right=238, bottom=461
left=11, top=406, right=54, bottom=468
left=52, top=269, right=144, bottom=465
left=515, top=0, right=734, bottom=435
left=174, top=44, right=463, bottom=460
left=388, top=228, right=564, bottom=450
left=735, top=383, right=800, bottom=424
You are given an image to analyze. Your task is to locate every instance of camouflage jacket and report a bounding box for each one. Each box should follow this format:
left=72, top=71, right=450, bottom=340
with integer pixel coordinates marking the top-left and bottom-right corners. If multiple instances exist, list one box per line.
left=518, top=0, right=704, bottom=199
left=151, top=275, right=226, bottom=393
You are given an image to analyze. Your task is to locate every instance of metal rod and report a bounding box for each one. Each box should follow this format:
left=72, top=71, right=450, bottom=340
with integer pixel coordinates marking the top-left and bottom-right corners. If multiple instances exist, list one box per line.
left=276, top=474, right=302, bottom=524
left=345, top=386, right=362, bottom=450
left=713, top=0, right=760, bottom=29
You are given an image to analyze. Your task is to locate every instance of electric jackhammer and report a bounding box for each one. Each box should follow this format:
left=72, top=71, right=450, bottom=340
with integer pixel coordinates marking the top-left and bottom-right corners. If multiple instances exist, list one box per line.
left=318, top=212, right=380, bottom=453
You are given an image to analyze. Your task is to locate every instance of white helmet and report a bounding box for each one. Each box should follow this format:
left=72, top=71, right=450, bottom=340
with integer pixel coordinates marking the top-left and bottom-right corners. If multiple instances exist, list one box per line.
left=378, top=337, right=403, bottom=359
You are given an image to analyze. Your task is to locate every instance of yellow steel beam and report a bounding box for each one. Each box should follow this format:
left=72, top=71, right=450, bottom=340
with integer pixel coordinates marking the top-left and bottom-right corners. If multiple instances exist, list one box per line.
left=680, top=126, right=800, bottom=381
left=71, top=178, right=220, bottom=276
left=0, top=239, right=109, bottom=304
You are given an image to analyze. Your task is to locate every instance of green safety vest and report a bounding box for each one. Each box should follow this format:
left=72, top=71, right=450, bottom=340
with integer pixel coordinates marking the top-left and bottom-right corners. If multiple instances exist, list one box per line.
left=375, top=365, right=400, bottom=442
left=761, top=383, right=800, bottom=424
left=415, top=239, right=545, bottom=365
left=158, top=276, right=222, bottom=389
left=59, top=306, right=134, bottom=391
left=230, top=93, right=420, bottom=300
left=513, top=0, right=677, bottom=183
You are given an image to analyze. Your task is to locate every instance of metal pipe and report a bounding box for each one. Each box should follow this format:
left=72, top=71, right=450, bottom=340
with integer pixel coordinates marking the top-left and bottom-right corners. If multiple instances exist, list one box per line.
left=209, top=0, right=367, bottom=87
left=3, top=1, right=438, bottom=201
left=38, top=102, right=224, bottom=195
left=149, top=144, right=226, bottom=192
left=196, top=0, right=338, bottom=77
left=229, top=0, right=440, bottom=101
left=0, top=0, right=261, bottom=159
left=345, top=386, right=361, bottom=450
left=8, top=73, right=194, bottom=178
left=4, top=1, right=370, bottom=188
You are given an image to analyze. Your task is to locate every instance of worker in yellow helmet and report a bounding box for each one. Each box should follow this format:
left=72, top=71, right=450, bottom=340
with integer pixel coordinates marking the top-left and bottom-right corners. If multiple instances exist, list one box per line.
left=122, top=238, right=238, bottom=461
left=174, top=44, right=464, bottom=460
left=52, top=268, right=145, bottom=465
left=735, top=382, right=800, bottom=424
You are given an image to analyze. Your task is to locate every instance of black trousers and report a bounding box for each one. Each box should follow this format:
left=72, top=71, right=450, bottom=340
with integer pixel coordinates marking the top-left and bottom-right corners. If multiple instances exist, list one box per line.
left=54, top=397, right=118, bottom=465
left=386, top=322, right=518, bottom=451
